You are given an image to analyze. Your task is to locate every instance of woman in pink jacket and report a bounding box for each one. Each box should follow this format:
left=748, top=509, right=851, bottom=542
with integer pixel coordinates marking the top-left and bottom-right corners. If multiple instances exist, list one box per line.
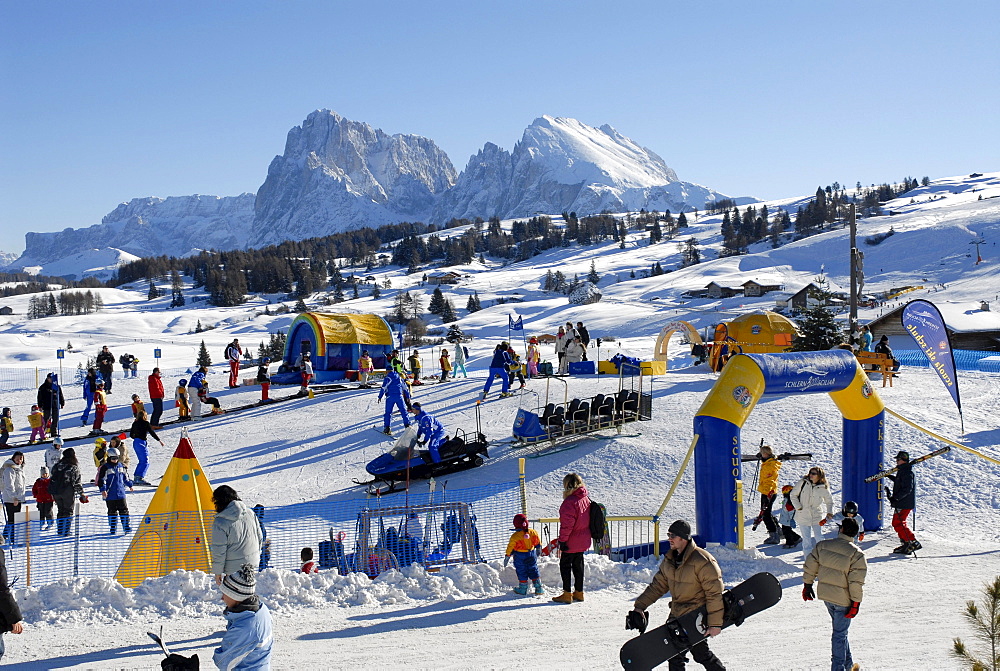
left=552, top=472, right=591, bottom=604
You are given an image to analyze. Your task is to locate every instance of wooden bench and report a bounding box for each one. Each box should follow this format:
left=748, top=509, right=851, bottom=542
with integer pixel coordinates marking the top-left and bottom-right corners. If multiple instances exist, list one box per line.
left=855, top=352, right=898, bottom=387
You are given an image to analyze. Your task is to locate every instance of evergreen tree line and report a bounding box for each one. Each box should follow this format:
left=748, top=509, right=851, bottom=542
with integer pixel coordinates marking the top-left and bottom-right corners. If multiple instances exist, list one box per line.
left=721, top=204, right=792, bottom=256
left=0, top=271, right=102, bottom=298
left=27, top=291, right=104, bottom=319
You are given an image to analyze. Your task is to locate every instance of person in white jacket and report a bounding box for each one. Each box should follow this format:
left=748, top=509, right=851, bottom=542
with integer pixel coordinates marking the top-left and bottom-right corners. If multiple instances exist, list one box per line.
left=0, top=452, right=26, bottom=546
left=555, top=326, right=569, bottom=374
left=210, top=486, right=263, bottom=585
left=790, top=466, right=835, bottom=557
left=45, top=436, right=64, bottom=473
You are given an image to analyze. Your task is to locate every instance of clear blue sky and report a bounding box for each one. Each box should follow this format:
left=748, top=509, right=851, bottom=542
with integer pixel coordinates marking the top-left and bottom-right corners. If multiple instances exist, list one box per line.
left=2, top=1, right=997, bottom=253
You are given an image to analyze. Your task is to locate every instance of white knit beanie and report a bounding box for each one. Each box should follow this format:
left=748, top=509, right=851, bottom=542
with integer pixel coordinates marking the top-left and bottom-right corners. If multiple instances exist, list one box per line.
left=220, top=564, right=256, bottom=601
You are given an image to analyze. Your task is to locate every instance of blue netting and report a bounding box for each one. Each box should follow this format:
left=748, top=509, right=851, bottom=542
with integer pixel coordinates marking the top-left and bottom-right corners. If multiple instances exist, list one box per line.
left=893, top=348, right=999, bottom=371
left=2, top=480, right=520, bottom=587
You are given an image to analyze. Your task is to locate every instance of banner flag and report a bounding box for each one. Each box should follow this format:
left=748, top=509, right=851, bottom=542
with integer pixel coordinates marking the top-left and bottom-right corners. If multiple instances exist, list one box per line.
left=509, top=315, right=523, bottom=331
left=900, top=299, right=962, bottom=416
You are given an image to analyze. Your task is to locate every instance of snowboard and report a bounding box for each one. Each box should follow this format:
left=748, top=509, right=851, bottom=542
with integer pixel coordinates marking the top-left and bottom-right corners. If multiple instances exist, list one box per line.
left=620, top=572, right=782, bottom=671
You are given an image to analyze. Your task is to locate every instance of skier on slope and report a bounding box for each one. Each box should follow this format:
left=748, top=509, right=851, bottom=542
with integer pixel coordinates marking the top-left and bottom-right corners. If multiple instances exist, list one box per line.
left=627, top=519, right=727, bottom=671
left=226, top=339, right=243, bottom=389
left=481, top=342, right=514, bottom=400
left=409, top=402, right=446, bottom=463
left=377, top=369, right=412, bottom=435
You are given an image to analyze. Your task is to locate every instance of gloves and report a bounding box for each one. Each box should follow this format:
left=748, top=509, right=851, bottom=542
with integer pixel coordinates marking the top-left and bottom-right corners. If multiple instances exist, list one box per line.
left=802, top=584, right=815, bottom=601
left=533, top=547, right=542, bottom=558
left=503, top=556, right=510, bottom=567
left=858, top=532, right=865, bottom=542
left=845, top=601, right=860, bottom=618
left=377, top=396, right=383, bottom=403
left=558, top=541, right=569, bottom=552
left=625, top=610, right=649, bottom=634
left=79, top=495, right=89, bottom=504
left=819, top=518, right=828, bottom=526
left=779, top=452, right=791, bottom=460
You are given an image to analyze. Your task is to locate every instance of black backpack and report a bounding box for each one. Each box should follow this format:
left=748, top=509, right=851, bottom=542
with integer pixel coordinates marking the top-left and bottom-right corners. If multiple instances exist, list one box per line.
left=589, top=501, right=607, bottom=540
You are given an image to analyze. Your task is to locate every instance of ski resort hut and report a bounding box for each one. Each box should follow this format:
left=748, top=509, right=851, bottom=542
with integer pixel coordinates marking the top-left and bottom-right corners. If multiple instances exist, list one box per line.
left=283, top=312, right=395, bottom=382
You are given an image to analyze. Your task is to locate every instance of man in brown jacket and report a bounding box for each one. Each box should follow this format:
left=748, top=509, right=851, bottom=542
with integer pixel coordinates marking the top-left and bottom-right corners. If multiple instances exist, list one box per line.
left=630, top=519, right=726, bottom=671
left=802, top=517, right=867, bottom=671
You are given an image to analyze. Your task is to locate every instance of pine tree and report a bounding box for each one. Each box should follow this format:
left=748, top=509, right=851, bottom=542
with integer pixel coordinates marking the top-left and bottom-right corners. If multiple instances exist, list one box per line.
left=650, top=218, right=663, bottom=244
left=294, top=298, right=308, bottom=312
left=446, top=324, right=465, bottom=343
left=197, top=340, right=212, bottom=367
left=677, top=212, right=688, bottom=227
left=952, top=575, right=1000, bottom=671
left=429, top=287, right=445, bottom=314
left=147, top=279, right=161, bottom=301
left=195, top=319, right=204, bottom=333
left=372, top=285, right=381, bottom=299
left=587, top=260, right=601, bottom=285
left=791, top=282, right=844, bottom=351
left=466, top=292, right=481, bottom=313
left=170, top=269, right=185, bottom=307
left=440, top=299, right=457, bottom=323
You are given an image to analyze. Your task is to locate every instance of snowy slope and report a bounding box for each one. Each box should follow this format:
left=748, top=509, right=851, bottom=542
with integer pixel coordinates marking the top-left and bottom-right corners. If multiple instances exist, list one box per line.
left=0, top=178, right=998, bottom=668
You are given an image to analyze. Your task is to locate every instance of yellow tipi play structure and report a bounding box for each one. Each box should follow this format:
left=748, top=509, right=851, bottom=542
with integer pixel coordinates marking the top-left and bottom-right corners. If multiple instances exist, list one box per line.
left=116, top=429, right=216, bottom=588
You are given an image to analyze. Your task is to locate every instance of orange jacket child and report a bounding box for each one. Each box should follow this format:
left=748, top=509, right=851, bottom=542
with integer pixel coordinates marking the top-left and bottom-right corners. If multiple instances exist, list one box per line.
left=504, top=514, right=544, bottom=595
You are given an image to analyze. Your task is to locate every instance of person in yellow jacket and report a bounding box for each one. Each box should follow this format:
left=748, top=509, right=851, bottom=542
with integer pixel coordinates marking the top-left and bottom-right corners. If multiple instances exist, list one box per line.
left=802, top=517, right=867, bottom=671
left=756, top=445, right=783, bottom=545
left=629, top=519, right=726, bottom=671
left=503, top=514, right=543, bottom=596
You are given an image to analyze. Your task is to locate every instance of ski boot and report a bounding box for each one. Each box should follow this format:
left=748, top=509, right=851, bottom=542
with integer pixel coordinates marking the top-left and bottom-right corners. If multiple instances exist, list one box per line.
left=907, top=540, right=922, bottom=552
left=381, top=427, right=392, bottom=435
left=784, top=536, right=802, bottom=549
left=891, top=543, right=912, bottom=555
left=513, top=581, right=529, bottom=595
left=532, top=579, right=544, bottom=596
left=499, top=392, right=513, bottom=398
left=762, top=531, right=781, bottom=545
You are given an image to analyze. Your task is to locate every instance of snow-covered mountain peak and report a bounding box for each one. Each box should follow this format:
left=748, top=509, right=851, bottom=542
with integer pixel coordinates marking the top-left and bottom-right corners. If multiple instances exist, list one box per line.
left=520, top=116, right=679, bottom=188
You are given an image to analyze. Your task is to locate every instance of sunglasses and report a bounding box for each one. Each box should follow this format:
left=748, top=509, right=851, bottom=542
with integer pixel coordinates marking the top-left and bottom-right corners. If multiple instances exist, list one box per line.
left=667, top=533, right=680, bottom=539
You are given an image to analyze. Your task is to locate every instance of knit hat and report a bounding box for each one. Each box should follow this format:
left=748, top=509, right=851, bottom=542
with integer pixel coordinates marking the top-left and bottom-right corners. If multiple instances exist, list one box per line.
left=512, top=513, right=528, bottom=530
left=40, top=466, right=49, bottom=477
left=220, top=564, right=256, bottom=601
left=839, top=517, right=860, bottom=538
left=781, top=484, right=793, bottom=495
left=895, top=451, right=910, bottom=462
left=667, top=519, right=691, bottom=540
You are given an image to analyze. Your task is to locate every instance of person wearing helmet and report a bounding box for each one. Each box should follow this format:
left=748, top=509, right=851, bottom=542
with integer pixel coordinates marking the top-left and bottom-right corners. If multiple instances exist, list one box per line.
left=256, top=357, right=272, bottom=403
left=176, top=378, right=191, bottom=421
left=504, top=513, right=543, bottom=595
left=45, top=435, right=64, bottom=473
left=98, top=446, right=133, bottom=534
left=357, top=350, right=374, bottom=388
left=886, top=451, right=920, bottom=554
left=89, top=380, right=109, bottom=436
left=840, top=501, right=865, bottom=542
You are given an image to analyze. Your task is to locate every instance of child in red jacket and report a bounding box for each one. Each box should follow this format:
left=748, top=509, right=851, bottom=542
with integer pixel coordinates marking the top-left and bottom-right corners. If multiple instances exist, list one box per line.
left=32, top=466, right=55, bottom=531
left=300, top=547, right=319, bottom=574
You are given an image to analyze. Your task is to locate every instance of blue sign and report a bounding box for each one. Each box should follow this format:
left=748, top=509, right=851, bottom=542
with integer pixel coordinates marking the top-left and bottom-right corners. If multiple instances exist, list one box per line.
left=154, top=348, right=162, bottom=358
left=901, top=299, right=961, bottom=413
left=56, top=349, right=65, bottom=359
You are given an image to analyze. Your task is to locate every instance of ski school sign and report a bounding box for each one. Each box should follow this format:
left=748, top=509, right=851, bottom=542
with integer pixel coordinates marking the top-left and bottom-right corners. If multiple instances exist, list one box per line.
left=901, top=300, right=962, bottom=427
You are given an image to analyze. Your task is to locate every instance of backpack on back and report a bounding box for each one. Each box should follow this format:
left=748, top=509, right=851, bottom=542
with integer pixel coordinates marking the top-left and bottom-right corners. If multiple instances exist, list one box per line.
left=588, top=500, right=608, bottom=540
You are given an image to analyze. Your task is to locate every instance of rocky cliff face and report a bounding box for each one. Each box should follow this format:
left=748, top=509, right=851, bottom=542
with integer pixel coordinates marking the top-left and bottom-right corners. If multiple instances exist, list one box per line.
left=248, top=110, right=458, bottom=247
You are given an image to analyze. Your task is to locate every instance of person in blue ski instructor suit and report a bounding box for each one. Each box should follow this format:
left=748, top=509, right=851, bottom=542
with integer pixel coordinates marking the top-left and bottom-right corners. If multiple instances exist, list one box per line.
left=410, top=402, right=446, bottom=463
left=377, top=370, right=412, bottom=435
left=481, top=342, right=514, bottom=399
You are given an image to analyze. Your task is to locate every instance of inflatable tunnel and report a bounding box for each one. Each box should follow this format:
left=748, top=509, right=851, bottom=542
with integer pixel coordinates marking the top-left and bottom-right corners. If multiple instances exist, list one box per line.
left=283, top=312, right=394, bottom=383
left=693, top=350, right=884, bottom=545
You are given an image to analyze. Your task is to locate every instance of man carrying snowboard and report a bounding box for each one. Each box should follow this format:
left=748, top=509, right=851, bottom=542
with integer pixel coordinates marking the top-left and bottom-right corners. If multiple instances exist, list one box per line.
left=628, top=519, right=726, bottom=671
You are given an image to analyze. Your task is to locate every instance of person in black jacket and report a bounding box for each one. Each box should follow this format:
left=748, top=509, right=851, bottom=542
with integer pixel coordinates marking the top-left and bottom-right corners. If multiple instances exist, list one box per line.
left=0, top=547, right=24, bottom=660
left=575, top=322, right=591, bottom=360
left=49, top=448, right=88, bottom=537
left=37, top=373, right=66, bottom=438
left=873, top=335, right=900, bottom=371
left=96, top=345, right=115, bottom=393
left=129, top=409, right=164, bottom=486
left=886, top=450, right=920, bottom=554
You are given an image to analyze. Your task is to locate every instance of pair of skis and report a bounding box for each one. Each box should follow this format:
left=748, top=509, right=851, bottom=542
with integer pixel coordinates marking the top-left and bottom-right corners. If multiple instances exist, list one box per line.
left=148, top=626, right=199, bottom=668
left=864, top=447, right=950, bottom=482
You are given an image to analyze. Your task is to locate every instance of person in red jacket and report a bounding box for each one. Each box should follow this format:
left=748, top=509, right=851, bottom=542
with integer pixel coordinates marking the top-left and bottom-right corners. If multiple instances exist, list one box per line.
left=226, top=339, right=243, bottom=389
left=552, top=472, right=591, bottom=604
left=32, top=466, right=55, bottom=531
left=147, top=368, right=165, bottom=428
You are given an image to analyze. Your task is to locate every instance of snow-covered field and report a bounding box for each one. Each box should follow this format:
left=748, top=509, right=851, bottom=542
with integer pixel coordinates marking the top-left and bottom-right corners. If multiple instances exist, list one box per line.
left=0, top=174, right=998, bottom=669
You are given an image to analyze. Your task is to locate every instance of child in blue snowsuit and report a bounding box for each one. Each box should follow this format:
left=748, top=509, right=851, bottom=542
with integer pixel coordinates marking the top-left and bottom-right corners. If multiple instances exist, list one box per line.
left=99, top=447, right=133, bottom=534
left=482, top=343, right=513, bottom=398
left=504, top=513, right=544, bottom=595
left=410, top=402, right=446, bottom=462
left=378, top=370, right=412, bottom=434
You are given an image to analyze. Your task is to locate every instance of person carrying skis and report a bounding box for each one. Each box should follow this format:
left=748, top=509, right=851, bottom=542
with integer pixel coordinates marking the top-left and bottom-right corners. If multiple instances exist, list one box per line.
left=790, top=466, right=835, bottom=557
left=96, top=345, right=115, bottom=394
left=213, top=564, right=273, bottom=670
left=226, top=339, right=243, bottom=389
left=755, top=445, right=783, bottom=545
left=32, top=466, right=54, bottom=531
left=256, top=357, right=272, bottom=402
left=802, top=517, right=867, bottom=671
left=81, top=367, right=98, bottom=427
left=628, top=519, right=727, bottom=671
left=409, top=402, right=446, bottom=463
left=99, top=447, right=133, bottom=534
left=0, top=452, right=25, bottom=546
left=147, top=367, right=165, bottom=428
left=377, top=369, right=412, bottom=435
left=481, top=342, right=514, bottom=400
left=886, top=451, right=920, bottom=554
left=504, top=513, right=544, bottom=595
left=129, top=409, right=164, bottom=486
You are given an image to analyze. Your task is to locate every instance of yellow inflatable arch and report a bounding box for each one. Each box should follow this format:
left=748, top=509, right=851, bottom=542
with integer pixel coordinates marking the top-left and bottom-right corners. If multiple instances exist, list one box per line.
left=653, top=320, right=704, bottom=364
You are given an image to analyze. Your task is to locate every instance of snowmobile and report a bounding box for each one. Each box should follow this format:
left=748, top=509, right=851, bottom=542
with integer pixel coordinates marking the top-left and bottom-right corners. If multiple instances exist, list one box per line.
left=361, top=405, right=489, bottom=492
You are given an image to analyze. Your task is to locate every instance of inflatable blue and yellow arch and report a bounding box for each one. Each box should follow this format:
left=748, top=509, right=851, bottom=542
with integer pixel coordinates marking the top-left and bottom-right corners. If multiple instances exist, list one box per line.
left=284, top=312, right=394, bottom=382
left=693, top=350, right=884, bottom=545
